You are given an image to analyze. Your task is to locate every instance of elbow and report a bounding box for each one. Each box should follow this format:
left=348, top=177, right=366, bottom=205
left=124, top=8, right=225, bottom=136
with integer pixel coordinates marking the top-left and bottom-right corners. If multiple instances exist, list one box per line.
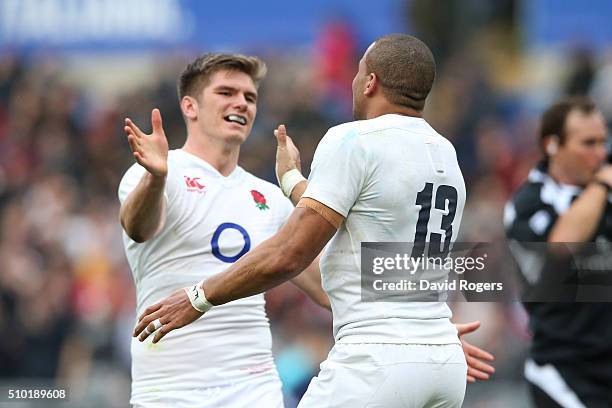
left=124, top=226, right=149, bottom=243
left=120, top=217, right=150, bottom=243
left=128, top=232, right=148, bottom=244
left=318, top=295, right=331, bottom=311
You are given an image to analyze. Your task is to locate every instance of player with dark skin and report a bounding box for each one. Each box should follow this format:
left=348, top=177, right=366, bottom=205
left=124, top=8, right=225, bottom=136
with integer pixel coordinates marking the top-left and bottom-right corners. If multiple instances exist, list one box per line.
left=133, top=41, right=495, bottom=386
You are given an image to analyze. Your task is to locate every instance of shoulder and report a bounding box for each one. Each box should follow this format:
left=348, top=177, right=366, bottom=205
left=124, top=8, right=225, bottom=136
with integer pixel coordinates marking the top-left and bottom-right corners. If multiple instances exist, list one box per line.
left=321, top=121, right=362, bottom=142
left=316, top=121, right=371, bottom=156
left=504, top=180, right=550, bottom=228
left=505, top=178, right=558, bottom=240
left=435, top=130, right=458, bottom=152
left=323, top=116, right=445, bottom=146
left=119, top=161, right=147, bottom=189
left=324, top=118, right=391, bottom=140
left=509, top=181, right=545, bottom=216
left=166, top=149, right=187, bottom=169
left=505, top=178, right=554, bottom=233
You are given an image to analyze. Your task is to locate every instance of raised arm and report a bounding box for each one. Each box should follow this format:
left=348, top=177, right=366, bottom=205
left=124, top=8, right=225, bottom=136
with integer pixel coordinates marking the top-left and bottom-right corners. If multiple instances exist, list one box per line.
left=275, top=125, right=329, bottom=309
left=274, top=125, right=308, bottom=206
left=548, top=166, right=612, bottom=243
left=120, top=109, right=169, bottom=243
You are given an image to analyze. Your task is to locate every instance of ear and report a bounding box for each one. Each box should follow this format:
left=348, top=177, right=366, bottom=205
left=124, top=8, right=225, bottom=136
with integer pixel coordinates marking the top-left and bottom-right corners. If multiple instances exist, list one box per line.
left=364, top=73, right=378, bottom=96
left=545, top=135, right=559, bottom=156
left=181, top=96, right=198, bottom=120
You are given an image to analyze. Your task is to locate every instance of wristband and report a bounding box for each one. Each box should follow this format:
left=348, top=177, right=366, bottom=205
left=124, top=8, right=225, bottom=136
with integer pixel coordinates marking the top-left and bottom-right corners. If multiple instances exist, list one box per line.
left=184, top=280, right=214, bottom=313
left=280, top=169, right=306, bottom=197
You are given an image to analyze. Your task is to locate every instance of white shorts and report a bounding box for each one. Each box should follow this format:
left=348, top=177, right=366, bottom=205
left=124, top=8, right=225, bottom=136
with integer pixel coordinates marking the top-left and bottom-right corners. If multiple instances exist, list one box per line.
left=132, top=371, right=284, bottom=408
left=298, top=343, right=467, bottom=408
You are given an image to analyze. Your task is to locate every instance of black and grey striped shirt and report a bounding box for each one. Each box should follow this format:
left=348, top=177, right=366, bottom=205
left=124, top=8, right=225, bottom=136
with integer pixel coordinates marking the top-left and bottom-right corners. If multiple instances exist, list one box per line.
left=505, top=162, right=612, bottom=371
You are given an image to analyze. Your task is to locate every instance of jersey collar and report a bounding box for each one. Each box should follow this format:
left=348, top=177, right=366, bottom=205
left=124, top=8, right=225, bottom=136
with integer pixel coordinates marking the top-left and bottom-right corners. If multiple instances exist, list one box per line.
left=175, top=149, right=245, bottom=185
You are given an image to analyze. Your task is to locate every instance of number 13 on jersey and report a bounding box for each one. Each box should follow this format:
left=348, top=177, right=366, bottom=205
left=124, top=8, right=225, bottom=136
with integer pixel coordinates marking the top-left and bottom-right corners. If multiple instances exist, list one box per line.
left=412, top=182, right=458, bottom=258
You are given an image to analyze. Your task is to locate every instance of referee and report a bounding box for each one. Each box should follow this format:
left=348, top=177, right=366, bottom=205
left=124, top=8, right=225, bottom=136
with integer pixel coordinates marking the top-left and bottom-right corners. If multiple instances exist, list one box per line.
left=505, top=96, right=612, bottom=407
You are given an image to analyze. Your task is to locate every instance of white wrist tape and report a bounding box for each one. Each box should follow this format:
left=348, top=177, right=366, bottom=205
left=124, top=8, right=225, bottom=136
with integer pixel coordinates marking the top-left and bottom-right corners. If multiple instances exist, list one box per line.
left=184, top=280, right=214, bottom=313
left=280, top=169, right=306, bottom=197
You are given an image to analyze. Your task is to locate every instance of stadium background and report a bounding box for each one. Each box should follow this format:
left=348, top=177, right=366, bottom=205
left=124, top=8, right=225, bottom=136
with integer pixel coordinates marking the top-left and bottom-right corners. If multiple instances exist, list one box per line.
left=1, top=0, right=611, bottom=406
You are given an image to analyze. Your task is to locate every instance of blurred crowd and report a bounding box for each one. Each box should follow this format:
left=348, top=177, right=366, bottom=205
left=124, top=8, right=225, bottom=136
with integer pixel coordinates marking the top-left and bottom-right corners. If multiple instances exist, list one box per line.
left=1, top=3, right=612, bottom=407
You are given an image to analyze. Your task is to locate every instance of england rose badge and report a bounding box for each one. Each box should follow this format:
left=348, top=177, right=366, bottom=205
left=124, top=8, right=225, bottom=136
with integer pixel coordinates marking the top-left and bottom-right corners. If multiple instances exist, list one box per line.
left=250, top=190, right=269, bottom=210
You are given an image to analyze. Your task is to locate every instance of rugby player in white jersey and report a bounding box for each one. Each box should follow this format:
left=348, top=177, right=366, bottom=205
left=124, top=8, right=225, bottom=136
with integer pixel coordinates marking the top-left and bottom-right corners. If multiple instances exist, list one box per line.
left=119, top=53, right=331, bottom=408
left=133, top=38, right=494, bottom=407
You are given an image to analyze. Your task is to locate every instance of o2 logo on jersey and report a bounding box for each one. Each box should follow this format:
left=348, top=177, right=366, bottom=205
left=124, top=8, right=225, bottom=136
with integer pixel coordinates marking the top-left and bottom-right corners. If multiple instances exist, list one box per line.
left=211, top=223, right=251, bottom=263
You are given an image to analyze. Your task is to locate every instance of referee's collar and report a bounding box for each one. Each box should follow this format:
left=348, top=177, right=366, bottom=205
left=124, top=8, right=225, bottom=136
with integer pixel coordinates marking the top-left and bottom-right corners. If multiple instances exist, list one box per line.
left=528, top=161, right=582, bottom=190
left=528, top=161, right=582, bottom=194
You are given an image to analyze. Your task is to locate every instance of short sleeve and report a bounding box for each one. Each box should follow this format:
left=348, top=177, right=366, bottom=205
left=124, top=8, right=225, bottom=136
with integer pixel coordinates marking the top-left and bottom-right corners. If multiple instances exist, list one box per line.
left=118, top=160, right=177, bottom=205
left=118, top=163, right=148, bottom=204
left=302, top=126, right=367, bottom=217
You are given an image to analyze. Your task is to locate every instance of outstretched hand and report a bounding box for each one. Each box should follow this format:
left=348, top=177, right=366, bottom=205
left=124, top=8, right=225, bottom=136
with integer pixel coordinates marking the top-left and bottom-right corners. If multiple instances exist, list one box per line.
left=124, top=108, right=169, bottom=177
left=133, top=288, right=203, bottom=343
left=455, top=321, right=495, bottom=383
left=274, top=124, right=302, bottom=185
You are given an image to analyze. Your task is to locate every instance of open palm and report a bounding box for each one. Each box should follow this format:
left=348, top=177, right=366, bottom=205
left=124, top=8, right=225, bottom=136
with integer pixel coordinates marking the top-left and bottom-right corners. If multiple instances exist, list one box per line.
left=124, top=108, right=169, bottom=177
left=274, top=124, right=302, bottom=182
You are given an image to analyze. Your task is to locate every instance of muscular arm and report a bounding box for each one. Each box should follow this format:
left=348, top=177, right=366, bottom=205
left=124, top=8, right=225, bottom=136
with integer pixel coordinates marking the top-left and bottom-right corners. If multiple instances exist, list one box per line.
left=548, top=182, right=608, bottom=243
left=120, top=173, right=167, bottom=243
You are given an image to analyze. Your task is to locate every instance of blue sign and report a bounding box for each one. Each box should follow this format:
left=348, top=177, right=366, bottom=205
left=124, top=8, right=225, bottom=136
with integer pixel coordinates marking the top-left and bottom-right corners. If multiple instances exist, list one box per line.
left=523, top=0, right=612, bottom=50
left=0, top=0, right=404, bottom=52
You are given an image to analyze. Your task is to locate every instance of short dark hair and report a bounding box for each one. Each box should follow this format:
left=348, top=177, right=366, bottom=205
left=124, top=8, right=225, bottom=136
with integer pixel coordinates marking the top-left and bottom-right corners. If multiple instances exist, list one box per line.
left=365, top=34, right=436, bottom=111
left=177, top=53, right=267, bottom=101
left=539, top=96, right=597, bottom=149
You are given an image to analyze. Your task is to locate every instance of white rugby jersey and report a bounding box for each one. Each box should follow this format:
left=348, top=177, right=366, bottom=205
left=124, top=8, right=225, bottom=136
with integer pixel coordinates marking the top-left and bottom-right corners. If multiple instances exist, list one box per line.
left=302, top=114, right=466, bottom=344
left=118, top=149, right=293, bottom=404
